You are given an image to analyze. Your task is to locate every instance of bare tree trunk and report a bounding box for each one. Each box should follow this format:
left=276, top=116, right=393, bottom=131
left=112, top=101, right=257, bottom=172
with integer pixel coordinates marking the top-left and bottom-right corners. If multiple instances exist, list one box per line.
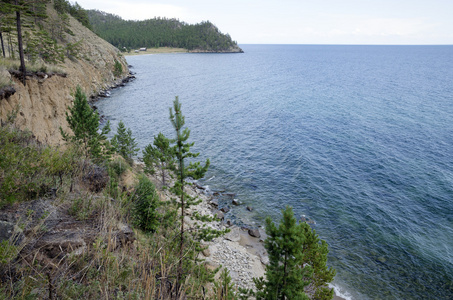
left=15, top=0, right=26, bottom=86
left=0, top=32, right=5, bottom=58
left=177, top=156, right=184, bottom=299
left=8, top=32, right=13, bottom=58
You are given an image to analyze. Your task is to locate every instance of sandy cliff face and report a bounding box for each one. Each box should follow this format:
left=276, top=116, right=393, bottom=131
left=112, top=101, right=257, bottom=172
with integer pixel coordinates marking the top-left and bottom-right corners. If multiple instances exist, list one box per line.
left=0, top=10, right=128, bottom=145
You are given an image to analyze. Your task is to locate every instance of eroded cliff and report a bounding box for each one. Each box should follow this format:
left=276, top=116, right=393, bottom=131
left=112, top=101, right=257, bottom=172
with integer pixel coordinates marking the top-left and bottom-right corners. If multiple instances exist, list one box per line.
left=0, top=8, right=129, bottom=145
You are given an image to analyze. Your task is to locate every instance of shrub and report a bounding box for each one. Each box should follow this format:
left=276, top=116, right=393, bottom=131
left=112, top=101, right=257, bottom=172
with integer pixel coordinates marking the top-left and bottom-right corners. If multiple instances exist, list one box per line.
left=60, top=85, right=112, bottom=161
left=113, top=59, right=123, bottom=77
left=132, top=175, right=160, bottom=233
left=111, top=120, right=138, bottom=165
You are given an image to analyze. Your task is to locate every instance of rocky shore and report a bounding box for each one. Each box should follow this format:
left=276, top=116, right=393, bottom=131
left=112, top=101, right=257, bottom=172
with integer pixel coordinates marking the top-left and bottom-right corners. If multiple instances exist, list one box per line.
left=156, top=176, right=346, bottom=299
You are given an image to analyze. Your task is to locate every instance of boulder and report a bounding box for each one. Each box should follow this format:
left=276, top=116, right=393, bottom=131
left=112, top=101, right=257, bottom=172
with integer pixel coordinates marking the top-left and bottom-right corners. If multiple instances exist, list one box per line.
left=248, top=228, right=261, bottom=238
left=220, top=207, right=230, bottom=213
left=214, top=210, right=225, bottom=220
left=202, top=247, right=211, bottom=257
left=210, top=199, right=219, bottom=207
left=246, top=206, right=253, bottom=211
left=260, top=254, right=269, bottom=265
left=232, top=199, right=240, bottom=206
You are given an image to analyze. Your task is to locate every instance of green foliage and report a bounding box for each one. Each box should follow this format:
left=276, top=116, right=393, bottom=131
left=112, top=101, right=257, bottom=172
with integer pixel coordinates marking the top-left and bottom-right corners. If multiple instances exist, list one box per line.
left=169, top=96, right=212, bottom=293
left=54, top=0, right=92, bottom=30
left=214, top=268, right=236, bottom=300
left=169, top=96, right=210, bottom=183
left=300, top=222, right=336, bottom=300
left=64, top=39, right=83, bottom=60
left=69, top=196, right=94, bottom=221
left=60, top=85, right=111, bottom=161
left=113, top=59, right=122, bottom=77
left=0, top=240, right=17, bottom=265
left=111, top=120, right=138, bottom=164
left=132, top=175, right=160, bottom=233
left=23, top=29, right=65, bottom=64
left=0, top=125, right=79, bottom=207
left=255, top=206, right=335, bottom=300
left=87, top=10, right=240, bottom=52
left=142, top=132, right=174, bottom=186
left=109, top=156, right=129, bottom=177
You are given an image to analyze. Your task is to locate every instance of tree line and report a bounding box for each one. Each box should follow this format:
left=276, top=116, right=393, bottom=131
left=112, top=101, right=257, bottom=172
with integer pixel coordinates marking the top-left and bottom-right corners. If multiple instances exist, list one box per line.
left=87, top=10, right=240, bottom=52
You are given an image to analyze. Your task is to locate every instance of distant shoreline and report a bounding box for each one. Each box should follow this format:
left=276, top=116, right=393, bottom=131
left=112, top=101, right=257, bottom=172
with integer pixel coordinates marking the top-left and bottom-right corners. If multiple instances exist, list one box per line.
left=124, top=47, right=188, bottom=56
left=124, top=46, right=244, bottom=56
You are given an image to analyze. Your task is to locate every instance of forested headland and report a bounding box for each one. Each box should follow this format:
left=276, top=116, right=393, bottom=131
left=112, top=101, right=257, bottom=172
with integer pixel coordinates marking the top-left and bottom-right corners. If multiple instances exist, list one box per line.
left=87, top=10, right=243, bottom=53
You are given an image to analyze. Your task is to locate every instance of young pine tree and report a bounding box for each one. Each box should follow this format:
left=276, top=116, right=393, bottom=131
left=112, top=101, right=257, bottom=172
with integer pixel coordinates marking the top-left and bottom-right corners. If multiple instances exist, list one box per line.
left=169, top=96, right=210, bottom=295
left=111, top=120, right=139, bottom=164
left=255, top=206, right=335, bottom=300
left=142, top=132, right=174, bottom=186
left=132, top=175, right=160, bottom=233
left=60, top=85, right=111, bottom=161
left=214, top=268, right=236, bottom=300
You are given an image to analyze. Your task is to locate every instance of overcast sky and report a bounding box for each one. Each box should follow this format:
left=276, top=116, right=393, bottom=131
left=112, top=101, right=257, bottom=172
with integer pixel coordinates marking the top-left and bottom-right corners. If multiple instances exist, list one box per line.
left=74, top=0, right=453, bottom=45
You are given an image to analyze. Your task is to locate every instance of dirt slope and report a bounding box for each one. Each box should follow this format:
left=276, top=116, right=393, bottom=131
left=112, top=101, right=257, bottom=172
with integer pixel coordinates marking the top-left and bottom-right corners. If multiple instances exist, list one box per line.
left=0, top=7, right=129, bottom=145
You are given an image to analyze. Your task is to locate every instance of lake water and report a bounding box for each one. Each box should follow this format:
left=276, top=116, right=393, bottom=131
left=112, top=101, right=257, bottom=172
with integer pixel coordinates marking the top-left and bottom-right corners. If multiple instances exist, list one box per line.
left=96, top=45, right=453, bottom=299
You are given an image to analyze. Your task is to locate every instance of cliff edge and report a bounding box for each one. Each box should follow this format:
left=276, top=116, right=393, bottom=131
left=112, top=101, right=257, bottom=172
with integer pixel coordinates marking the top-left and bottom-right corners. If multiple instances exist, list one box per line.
left=0, top=5, right=129, bottom=145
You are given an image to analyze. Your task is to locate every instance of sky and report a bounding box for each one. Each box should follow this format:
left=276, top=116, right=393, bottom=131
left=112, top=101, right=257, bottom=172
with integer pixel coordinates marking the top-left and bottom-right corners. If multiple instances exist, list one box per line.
left=74, top=0, right=453, bottom=45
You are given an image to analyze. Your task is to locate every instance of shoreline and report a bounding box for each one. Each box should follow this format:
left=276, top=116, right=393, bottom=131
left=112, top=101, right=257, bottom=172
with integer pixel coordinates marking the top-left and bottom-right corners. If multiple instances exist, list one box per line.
left=182, top=177, right=348, bottom=299
left=124, top=47, right=188, bottom=56
left=123, top=46, right=244, bottom=56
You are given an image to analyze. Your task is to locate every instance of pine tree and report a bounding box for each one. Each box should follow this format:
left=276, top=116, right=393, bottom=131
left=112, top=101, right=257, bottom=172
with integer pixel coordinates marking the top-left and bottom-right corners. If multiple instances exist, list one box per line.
left=255, top=206, right=335, bottom=300
left=132, top=174, right=160, bottom=233
left=169, top=96, right=210, bottom=296
left=214, top=268, right=236, bottom=300
left=256, top=206, right=313, bottom=300
left=60, top=85, right=111, bottom=161
left=111, top=120, right=139, bottom=164
left=142, top=132, right=174, bottom=186
left=301, top=222, right=336, bottom=300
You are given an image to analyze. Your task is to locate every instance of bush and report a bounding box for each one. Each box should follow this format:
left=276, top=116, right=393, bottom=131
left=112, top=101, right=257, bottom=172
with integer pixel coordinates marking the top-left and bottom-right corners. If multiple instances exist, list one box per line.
left=0, top=126, right=78, bottom=207
left=113, top=59, right=123, bottom=77
left=132, top=175, right=160, bottom=233
left=109, top=157, right=129, bottom=178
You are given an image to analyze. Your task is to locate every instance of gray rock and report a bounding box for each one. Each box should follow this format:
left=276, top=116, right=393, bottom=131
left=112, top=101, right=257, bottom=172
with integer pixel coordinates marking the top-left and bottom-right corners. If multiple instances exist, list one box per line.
left=224, top=228, right=241, bottom=242
left=220, top=207, right=230, bottom=213
left=0, top=221, right=15, bottom=242
left=248, top=228, right=261, bottom=238
left=246, top=206, right=253, bottom=211
left=210, top=199, right=219, bottom=207
left=0, top=220, right=23, bottom=244
left=232, top=199, right=240, bottom=206
left=202, top=248, right=211, bottom=257
left=260, top=254, right=270, bottom=265
left=215, top=210, right=225, bottom=220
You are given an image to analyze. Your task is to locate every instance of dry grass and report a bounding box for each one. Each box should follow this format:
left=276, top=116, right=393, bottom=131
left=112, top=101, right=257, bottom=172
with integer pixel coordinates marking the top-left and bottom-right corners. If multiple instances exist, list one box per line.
left=0, top=125, right=220, bottom=299
left=0, top=57, right=65, bottom=76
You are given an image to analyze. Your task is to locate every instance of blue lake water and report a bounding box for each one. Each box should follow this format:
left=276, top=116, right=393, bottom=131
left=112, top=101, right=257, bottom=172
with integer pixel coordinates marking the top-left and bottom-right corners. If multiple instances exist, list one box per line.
left=96, top=45, right=453, bottom=299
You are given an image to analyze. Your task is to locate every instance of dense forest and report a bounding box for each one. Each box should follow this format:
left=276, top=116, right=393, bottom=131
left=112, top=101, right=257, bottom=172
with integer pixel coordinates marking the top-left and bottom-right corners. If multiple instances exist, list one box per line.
left=87, top=10, right=243, bottom=52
